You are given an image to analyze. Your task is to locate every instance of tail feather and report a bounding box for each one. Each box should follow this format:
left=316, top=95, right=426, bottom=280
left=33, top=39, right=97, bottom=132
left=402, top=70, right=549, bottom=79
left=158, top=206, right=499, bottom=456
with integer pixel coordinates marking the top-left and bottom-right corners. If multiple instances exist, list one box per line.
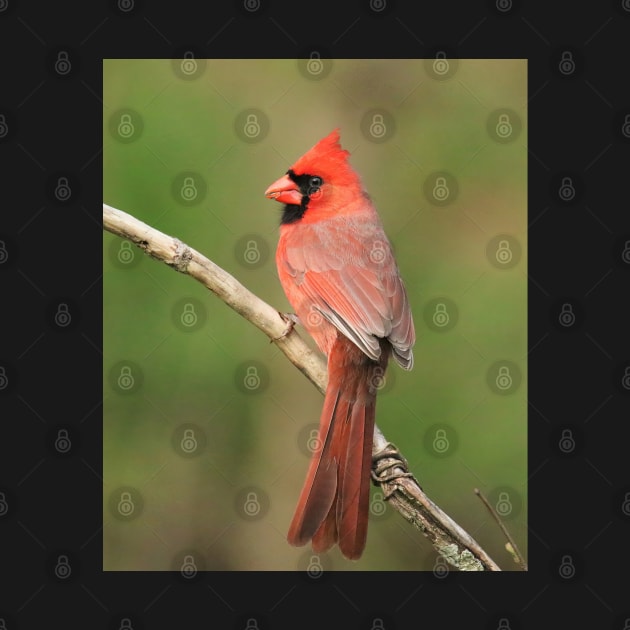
left=337, top=396, right=375, bottom=560
left=287, top=335, right=388, bottom=559
left=311, top=393, right=352, bottom=553
left=287, top=389, right=340, bottom=546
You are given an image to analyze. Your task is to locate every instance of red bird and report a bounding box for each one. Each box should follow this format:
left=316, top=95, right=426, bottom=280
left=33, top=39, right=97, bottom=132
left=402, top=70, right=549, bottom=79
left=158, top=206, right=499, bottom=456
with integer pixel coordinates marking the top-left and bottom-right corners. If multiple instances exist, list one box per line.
left=265, top=129, right=415, bottom=560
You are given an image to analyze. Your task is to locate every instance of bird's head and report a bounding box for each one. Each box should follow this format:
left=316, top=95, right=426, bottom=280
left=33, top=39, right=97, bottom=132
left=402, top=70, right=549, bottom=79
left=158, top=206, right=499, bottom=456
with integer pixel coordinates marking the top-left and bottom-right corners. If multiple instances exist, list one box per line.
left=265, top=129, right=363, bottom=225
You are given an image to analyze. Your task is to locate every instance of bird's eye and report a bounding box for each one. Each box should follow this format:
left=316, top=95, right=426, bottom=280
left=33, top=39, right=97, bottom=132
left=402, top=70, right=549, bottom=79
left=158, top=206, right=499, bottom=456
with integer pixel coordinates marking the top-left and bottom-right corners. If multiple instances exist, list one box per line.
left=309, top=176, right=322, bottom=189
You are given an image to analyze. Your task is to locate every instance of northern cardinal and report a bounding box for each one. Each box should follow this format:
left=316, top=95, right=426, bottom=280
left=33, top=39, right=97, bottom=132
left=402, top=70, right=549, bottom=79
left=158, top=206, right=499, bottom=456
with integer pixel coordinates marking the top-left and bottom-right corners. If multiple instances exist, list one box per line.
left=265, top=129, right=415, bottom=560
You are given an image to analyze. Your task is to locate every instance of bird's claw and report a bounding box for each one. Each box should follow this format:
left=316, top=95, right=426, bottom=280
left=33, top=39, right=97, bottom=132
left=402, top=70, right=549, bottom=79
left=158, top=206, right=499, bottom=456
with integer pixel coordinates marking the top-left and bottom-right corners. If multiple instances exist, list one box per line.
left=371, top=442, right=416, bottom=497
left=271, top=312, right=301, bottom=342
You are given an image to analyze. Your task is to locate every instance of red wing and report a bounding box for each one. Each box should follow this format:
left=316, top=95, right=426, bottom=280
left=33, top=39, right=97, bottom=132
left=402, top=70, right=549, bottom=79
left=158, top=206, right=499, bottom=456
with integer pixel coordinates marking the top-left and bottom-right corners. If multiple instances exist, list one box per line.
left=281, top=221, right=415, bottom=368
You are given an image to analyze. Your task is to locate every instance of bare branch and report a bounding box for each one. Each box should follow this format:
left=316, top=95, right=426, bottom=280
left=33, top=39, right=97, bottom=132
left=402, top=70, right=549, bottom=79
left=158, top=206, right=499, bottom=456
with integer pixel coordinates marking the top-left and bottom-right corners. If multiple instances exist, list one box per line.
left=103, top=202, right=502, bottom=571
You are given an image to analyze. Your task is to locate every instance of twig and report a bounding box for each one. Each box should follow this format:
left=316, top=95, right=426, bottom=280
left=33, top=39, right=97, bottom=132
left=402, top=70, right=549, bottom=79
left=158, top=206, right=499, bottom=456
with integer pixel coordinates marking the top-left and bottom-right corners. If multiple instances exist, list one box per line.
left=474, top=488, right=527, bottom=571
left=103, top=202, right=502, bottom=571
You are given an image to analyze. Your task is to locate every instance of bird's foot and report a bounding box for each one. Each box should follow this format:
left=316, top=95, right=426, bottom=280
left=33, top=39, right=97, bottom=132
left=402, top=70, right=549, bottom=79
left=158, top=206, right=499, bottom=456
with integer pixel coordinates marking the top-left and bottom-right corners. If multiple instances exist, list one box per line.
left=371, top=442, right=417, bottom=498
left=271, top=312, right=301, bottom=342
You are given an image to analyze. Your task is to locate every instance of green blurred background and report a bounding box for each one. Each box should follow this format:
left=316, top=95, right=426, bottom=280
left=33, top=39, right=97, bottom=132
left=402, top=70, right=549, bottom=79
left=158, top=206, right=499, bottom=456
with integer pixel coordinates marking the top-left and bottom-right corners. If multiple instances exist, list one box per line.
left=103, top=59, right=526, bottom=571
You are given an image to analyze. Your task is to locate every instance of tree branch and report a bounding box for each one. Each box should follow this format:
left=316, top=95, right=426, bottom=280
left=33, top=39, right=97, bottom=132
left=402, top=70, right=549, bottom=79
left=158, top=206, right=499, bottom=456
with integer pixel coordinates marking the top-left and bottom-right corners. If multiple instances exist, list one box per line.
left=103, top=203, right=502, bottom=571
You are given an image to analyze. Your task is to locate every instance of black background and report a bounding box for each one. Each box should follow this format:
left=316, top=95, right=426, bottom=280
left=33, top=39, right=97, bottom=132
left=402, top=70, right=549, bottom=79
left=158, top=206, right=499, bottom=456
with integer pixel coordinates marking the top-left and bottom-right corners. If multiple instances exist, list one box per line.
left=1, top=0, right=629, bottom=628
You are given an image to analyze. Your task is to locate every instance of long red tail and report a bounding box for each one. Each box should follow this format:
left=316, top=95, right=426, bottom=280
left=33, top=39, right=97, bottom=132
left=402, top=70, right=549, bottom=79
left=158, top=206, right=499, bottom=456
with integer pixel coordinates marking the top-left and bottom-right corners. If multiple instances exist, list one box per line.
left=287, top=335, right=388, bottom=560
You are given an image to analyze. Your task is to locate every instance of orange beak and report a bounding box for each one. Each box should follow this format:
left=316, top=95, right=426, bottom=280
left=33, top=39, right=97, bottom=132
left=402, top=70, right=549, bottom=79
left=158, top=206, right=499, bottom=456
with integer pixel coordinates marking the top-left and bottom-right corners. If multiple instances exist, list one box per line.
left=265, top=174, right=303, bottom=206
